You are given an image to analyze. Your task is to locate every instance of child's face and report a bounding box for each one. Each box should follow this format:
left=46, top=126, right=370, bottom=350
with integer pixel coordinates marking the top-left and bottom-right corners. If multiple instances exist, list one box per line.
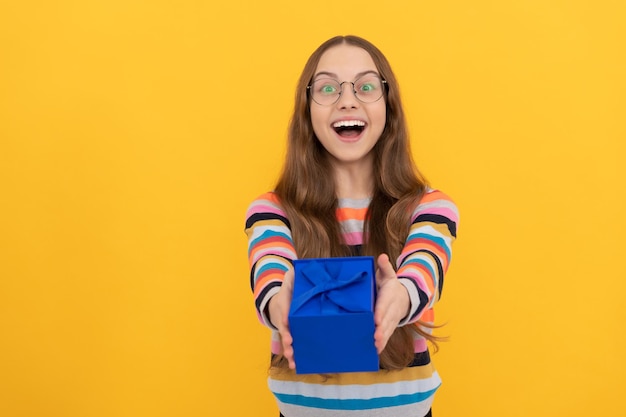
left=310, top=44, right=386, bottom=169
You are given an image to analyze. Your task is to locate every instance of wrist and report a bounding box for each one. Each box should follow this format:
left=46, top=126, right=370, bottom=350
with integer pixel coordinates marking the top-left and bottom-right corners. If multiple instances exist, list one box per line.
left=396, top=278, right=414, bottom=326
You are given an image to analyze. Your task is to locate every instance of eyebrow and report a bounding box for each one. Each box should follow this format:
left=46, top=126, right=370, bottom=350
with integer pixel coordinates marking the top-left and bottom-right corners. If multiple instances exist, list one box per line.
left=313, top=70, right=380, bottom=80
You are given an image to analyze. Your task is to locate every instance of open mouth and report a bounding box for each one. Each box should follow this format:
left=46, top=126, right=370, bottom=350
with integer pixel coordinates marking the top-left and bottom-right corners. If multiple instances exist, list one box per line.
left=333, top=120, right=366, bottom=138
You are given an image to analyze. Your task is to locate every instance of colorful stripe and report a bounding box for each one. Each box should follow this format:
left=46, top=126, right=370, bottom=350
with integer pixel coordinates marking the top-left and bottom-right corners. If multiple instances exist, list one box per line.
left=244, top=189, right=458, bottom=417
left=274, top=387, right=439, bottom=409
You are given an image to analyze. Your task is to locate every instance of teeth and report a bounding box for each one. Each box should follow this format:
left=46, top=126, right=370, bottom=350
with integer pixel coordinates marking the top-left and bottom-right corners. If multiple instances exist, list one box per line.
left=333, top=120, right=365, bottom=128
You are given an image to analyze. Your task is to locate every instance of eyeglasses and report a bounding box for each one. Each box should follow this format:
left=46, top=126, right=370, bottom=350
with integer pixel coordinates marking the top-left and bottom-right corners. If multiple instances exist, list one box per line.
left=307, top=74, right=387, bottom=106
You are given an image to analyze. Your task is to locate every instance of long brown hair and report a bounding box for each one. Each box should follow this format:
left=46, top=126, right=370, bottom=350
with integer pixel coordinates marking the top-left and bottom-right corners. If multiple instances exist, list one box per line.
left=274, top=35, right=437, bottom=370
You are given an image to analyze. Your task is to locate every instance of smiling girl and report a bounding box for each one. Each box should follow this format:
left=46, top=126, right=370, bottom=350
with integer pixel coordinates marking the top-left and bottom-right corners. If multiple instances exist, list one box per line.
left=245, top=35, right=459, bottom=417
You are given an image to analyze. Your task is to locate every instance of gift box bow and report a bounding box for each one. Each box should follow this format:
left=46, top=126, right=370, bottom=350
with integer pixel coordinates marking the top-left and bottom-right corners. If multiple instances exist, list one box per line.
left=291, top=261, right=371, bottom=315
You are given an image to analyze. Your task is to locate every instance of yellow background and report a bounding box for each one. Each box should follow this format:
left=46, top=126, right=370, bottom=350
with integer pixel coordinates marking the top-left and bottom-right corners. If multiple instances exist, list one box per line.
left=1, top=1, right=624, bottom=416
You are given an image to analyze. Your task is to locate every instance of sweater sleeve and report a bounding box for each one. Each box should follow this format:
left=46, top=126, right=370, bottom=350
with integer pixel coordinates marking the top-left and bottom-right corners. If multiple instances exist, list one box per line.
left=395, top=189, right=459, bottom=326
left=244, top=192, right=296, bottom=329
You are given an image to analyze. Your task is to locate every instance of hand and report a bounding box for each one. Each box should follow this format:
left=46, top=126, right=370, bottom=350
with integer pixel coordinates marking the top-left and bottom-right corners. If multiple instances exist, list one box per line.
left=268, top=268, right=296, bottom=369
left=373, top=253, right=410, bottom=354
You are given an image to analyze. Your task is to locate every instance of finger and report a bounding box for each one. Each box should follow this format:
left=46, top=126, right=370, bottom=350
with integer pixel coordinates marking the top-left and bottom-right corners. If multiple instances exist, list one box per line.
left=280, top=269, right=296, bottom=369
left=375, top=338, right=386, bottom=354
left=376, top=253, right=396, bottom=285
left=282, top=268, right=294, bottom=290
left=280, top=330, right=296, bottom=369
left=279, top=269, right=295, bottom=328
left=374, top=323, right=393, bottom=353
left=373, top=295, right=397, bottom=352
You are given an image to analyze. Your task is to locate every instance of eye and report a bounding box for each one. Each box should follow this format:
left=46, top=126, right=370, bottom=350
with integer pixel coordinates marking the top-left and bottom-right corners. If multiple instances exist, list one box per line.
left=360, top=82, right=375, bottom=92
left=356, top=76, right=380, bottom=94
left=319, top=83, right=337, bottom=95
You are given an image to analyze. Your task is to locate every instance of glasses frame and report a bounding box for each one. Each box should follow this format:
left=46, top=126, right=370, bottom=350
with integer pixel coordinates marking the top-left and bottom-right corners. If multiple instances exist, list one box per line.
left=307, top=74, right=387, bottom=106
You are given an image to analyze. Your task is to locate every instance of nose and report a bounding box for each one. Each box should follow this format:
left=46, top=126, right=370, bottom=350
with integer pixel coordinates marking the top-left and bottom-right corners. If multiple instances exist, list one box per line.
left=336, top=81, right=359, bottom=109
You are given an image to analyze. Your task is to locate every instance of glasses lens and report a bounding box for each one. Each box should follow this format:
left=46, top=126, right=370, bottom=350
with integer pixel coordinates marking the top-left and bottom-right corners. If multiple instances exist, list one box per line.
left=354, top=75, right=384, bottom=103
left=308, top=75, right=385, bottom=105
left=310, top=78, right=341, bottom=105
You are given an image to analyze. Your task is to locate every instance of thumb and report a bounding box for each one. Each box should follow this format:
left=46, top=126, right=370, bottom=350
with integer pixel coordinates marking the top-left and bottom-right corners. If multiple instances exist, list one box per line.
left=282, top=268, right=295, bottom=291
left=376, top=253, right=396, bottom=286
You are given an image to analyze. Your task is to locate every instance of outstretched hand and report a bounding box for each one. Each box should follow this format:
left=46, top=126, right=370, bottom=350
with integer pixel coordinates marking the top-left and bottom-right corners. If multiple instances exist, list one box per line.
left=374, top=253, right=410, bottom=354
left=268, top=268, right=296, bottom=369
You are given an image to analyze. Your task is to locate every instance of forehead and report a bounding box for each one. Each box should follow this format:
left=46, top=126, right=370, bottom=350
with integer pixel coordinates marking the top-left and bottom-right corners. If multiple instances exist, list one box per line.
left=314, top=44, right=378, bottom=78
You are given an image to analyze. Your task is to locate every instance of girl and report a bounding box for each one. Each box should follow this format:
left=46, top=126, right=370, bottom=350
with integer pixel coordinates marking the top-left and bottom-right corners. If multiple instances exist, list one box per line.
left=245, top=35, right=459, bottom=417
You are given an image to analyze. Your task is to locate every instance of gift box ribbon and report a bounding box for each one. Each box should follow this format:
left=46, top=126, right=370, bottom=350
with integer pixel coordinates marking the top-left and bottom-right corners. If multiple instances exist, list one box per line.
left=291, top=261, right=370, bottom=315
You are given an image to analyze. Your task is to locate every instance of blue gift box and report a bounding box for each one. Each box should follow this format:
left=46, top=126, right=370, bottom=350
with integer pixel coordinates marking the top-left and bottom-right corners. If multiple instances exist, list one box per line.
left=288, top=256, right=379, bottom=374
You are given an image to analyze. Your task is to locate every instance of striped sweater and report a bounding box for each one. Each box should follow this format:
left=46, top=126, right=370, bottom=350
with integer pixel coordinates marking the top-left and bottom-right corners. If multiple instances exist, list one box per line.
left=244, top=189, right=459, bottom=417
